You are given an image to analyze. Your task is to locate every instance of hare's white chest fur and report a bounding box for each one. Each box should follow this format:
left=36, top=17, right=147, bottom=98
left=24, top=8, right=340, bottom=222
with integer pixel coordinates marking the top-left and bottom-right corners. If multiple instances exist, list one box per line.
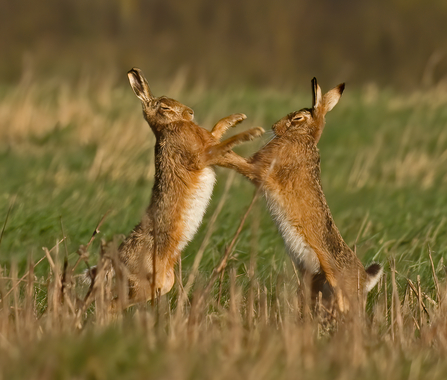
left=265, top=191, right=321, bottom=274
left=177, top=167, right=216, bottom=253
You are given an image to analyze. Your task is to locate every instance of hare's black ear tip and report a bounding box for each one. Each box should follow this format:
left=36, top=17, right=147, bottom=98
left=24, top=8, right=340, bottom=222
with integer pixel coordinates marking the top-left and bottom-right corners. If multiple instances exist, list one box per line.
left=128, top=67, right=138, bottom=75
left=339, top=83, right=346, bottom=94
left=311, top=77, right=317, bottom=85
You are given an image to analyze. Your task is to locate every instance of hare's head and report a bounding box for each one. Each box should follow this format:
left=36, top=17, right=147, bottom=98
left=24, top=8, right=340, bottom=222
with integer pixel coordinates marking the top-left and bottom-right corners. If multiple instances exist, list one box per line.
left=128, top=68, right=194, bottom=133
left=272, top=78, right=345, bottom=143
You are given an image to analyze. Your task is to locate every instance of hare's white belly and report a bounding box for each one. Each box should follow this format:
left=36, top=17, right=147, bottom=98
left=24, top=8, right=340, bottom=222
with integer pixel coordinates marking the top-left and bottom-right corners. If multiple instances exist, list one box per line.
left=177, top=167, right=216, bottom=253
left=265, top=193, right=321, bottom=274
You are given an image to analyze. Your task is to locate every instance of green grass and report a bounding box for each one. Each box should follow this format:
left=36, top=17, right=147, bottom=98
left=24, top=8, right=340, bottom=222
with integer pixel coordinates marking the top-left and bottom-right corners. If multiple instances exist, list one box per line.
left=0, top=74, right=447, bottom=379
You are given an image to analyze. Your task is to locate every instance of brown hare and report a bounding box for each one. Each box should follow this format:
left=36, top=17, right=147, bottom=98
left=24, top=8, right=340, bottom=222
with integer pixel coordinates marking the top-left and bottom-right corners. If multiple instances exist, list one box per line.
left=228, top=78, right=382, bottom=312
left=92, top=68, right=264, bottom=307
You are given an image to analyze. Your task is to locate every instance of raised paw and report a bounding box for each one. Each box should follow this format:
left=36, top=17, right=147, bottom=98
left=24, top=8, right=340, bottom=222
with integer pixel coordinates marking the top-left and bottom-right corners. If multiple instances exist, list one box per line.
left=204, top=127, right=264, bottom=165
left=232, top=127, right=265, bottom=144
left=211, top=113, right=247, bottom=139
left=246, top=127, right=265, bottom=140
left=218, top=127, right=264, bottom=152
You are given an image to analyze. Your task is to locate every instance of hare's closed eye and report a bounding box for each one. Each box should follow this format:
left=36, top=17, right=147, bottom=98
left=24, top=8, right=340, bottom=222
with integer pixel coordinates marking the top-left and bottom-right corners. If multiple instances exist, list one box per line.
left=292, top=111, right=310, bottom=122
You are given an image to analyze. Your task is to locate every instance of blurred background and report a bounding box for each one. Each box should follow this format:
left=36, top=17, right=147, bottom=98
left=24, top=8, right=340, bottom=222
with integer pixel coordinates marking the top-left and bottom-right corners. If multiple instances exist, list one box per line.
left=1, top=0, right=447, bottom=90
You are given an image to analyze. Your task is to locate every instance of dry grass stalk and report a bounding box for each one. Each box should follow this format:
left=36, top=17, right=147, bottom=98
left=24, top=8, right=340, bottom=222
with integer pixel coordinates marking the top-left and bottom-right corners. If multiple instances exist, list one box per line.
left=72, top=211, right=110, bottom=274
left=406, top=279, right=430, bottom=320
left=0, top=197, right=15, bottom=251
left=428, top=246, right=442, bottom=305
left=206, top=190, right=259, bottom=292
left=184, top=190, right=258, bottom=332
left=390, top=258, right=404, bottom=343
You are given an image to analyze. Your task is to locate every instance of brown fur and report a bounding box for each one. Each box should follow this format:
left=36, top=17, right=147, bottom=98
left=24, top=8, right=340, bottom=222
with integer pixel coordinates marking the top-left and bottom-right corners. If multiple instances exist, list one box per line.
left=228, top=78, right=382, bottom=311
left=114, top=68, right=264, bottom=306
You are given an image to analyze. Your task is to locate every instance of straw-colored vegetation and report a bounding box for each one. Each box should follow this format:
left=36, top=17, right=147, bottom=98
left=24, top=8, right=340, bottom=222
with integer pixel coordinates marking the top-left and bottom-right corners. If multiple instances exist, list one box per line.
left=1, top=72, right=447, bottom=379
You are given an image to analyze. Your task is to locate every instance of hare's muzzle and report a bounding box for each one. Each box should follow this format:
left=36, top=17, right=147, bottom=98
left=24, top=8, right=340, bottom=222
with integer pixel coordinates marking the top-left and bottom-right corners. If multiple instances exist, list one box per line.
left=182, top=108, right=194, bottom=121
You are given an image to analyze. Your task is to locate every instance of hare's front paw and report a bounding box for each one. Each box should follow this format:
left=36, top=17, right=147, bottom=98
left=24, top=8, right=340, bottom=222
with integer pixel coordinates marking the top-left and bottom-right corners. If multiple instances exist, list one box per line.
left=227, top=113, right=247, bottom=125
left=249, top=127, right=265, bottom=139
left=212, top=113, right=247, bottom=139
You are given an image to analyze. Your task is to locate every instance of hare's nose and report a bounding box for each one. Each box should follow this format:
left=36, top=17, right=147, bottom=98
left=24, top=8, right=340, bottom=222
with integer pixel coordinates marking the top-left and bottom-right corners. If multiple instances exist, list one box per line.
left=184, top=108, right=194, bottom=120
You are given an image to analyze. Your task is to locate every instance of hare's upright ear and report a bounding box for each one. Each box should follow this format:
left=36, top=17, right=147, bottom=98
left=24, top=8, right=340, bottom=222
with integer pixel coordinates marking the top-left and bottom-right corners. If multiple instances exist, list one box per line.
left=312, top=78, right=345, bottom=116
left=322, top=83, right=345, bottom=113
left=127, top=67, right=154, bottom=103
left=311, top=78, right=345, bottom=143
left=312, top=77, right=323, bottom=110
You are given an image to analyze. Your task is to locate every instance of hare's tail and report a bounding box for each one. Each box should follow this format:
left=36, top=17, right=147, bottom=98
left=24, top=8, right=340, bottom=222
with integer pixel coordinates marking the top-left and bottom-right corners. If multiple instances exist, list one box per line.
left=364, top=263, right=383, bottom=292
left=78, top=266, right=97, bottom=286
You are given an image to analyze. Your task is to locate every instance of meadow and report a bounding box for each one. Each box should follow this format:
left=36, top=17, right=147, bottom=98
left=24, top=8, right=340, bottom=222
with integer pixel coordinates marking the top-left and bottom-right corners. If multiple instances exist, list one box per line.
left=0, top=71, right=447, bottom=379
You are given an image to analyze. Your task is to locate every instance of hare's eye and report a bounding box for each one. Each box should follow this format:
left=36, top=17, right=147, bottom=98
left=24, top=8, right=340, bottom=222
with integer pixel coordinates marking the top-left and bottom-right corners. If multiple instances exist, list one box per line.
left=160, top=104, right=171, bottom=111
left=292, top=115, right=304, bottom=121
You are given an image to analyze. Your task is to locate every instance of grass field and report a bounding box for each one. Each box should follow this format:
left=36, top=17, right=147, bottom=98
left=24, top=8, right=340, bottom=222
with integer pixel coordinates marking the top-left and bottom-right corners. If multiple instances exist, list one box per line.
left=0, top=72, right=447, bottom=379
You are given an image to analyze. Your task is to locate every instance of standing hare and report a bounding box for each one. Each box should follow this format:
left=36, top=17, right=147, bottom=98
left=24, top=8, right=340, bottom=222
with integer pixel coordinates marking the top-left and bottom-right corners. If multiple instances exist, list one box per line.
left=229, top=79, right=382, bottom=311
left=100, top=68, right=264, bottom=307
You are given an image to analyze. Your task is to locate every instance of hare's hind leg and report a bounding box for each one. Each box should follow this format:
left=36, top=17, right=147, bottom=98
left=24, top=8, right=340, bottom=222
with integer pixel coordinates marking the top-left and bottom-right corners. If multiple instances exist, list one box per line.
left=126, top=265, right=175, bottom=306
left=211, top=113, right=247, bottom=139
left=310, top=271, right=349, bottom=314
left=157, top=267, right=175, bottom=296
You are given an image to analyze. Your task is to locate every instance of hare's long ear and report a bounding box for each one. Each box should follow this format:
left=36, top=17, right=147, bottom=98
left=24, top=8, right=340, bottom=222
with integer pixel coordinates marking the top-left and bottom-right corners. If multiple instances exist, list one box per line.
left=312, top=77, right=322, bottom=109
left=311, top=79, right=345, bottom=143
left=322, top=83, right=345, bottom=113
left=128, top=67, right=154, bottom=103
left=312, top=78, right=344, bottom=116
